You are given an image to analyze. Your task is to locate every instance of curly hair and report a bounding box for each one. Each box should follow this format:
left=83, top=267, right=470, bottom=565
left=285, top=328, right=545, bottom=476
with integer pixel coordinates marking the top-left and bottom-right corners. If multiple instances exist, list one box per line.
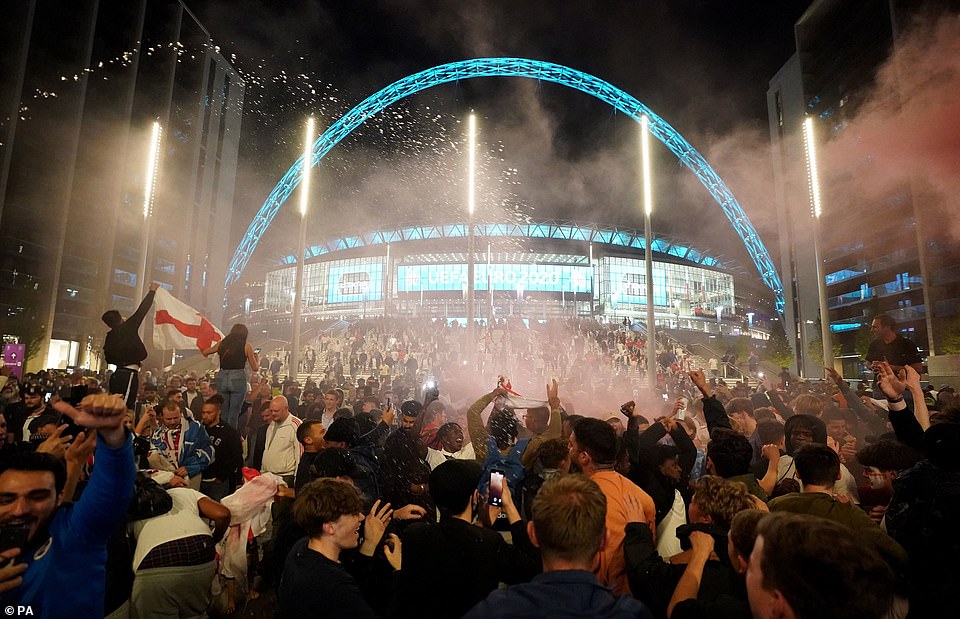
left=691, top=475, right=755, bottom=529
left=293, top=478, right=364, bottom=537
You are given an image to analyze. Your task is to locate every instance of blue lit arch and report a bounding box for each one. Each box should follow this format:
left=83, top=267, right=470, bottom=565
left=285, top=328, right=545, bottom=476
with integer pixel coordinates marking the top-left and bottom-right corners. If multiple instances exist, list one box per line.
left=226, top=57, right=784, bottom=312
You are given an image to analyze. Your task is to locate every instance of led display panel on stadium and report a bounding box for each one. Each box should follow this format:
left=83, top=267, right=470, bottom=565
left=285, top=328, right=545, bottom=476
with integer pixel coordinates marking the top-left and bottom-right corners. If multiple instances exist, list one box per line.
left=327, top=263, right=384, bottom=303
left=397, top=263, right=592, bottom=293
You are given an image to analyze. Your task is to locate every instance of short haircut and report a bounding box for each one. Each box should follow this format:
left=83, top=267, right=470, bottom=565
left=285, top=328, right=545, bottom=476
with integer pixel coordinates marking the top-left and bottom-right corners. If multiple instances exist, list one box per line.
left=729, top=509, right=765, bottom=560
left=293, top=478, right=365, bottom=538
left=855, top=440, right=923, bottom=472
left=756, top=512, right=895, bottom=619
left=423, top=400, right=446, bottom=425
left=754, top=407, right=778, bottom=423
left=756, top=420, right=785, bottom=445
left=726, top=397, right=755, bottom=416
left=873, top=314, right=896, bottom=330
left=0, top=451, right=67, bottom=494
left=791, top=394, right=824, bottom=417
left=437, top=422, right=464, bottom=442
left=333, top=407, right=354, bottom=420
left=101, top=310, right=122, bottom=328
left=204, top=394, right=224, bottom=408
left=532, top=475, right=607, bottom=563
left=162, top=399, right=180, bottom=413
left=691, top=475, right=754, bottom=529
left=297, top=419, right=324, bottom=445
left=655, top=444, right=680, bottom=467
left=430, top=459, right=483, bottom=516
left=165, top=388, right=180, bottom=398
left=706, top=428, right=753, bottom=477
left=535, top=438, right=570, bottom=469
left=820, top=407, right=847, bottom=424
left=572, top=418, right=617, bottom=464
left=793, top=443, right=840, bottom=487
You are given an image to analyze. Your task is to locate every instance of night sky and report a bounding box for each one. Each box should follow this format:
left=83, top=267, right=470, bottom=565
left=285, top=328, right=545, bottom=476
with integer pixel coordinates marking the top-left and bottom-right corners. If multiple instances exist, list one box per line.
left=188, top=0, right=811, bottom=274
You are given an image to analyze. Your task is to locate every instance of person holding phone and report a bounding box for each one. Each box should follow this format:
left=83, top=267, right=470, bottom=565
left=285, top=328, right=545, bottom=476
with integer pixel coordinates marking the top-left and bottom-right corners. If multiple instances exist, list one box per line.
left=0, top=393, right=135, bottom=617
left=396, top=459, right=539, bottom=618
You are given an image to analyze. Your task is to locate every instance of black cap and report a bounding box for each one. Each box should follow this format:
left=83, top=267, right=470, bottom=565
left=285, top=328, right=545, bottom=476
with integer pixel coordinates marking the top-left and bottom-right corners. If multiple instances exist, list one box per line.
left=28, top=413, right=60, bottom=434
left=923, top=422, right=960, bottom=472
left=21, top=383, right=44, bottom=397
left=325, top=418, right=360, bottom=446
left=310, top=448, right=366, bottom=479
left=400, top=400, right=423, bottom=418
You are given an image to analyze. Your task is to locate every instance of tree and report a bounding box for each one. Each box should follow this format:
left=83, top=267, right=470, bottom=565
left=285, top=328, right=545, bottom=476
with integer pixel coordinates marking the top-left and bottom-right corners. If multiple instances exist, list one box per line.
left=806, top=318, right=843, bottom=366
left=765, top=318, right=794, bottom=369
left=941, top=314, right=960, bottom=354
left=3, top=309, right=47, bottom=366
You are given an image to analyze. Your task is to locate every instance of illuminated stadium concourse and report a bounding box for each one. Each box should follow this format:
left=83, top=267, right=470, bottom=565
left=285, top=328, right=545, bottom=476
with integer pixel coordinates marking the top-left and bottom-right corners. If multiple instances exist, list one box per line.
left=253, top=219, right=767, bottom=337
left=226, top=58, right=785, bottom=314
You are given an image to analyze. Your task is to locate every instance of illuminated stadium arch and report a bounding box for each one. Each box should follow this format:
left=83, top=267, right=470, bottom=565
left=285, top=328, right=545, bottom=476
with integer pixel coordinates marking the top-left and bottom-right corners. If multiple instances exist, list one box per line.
left=226, top=58, right=785, bottom=312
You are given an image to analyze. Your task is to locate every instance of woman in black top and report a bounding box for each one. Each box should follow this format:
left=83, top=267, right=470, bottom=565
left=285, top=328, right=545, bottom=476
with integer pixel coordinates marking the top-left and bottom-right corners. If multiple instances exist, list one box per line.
left=203, top=323, right=259, bottom=429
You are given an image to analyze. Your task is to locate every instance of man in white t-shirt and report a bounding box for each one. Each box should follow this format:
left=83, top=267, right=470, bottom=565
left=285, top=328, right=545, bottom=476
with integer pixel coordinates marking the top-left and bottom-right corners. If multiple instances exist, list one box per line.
left=129, top=487, right=230, bottom=618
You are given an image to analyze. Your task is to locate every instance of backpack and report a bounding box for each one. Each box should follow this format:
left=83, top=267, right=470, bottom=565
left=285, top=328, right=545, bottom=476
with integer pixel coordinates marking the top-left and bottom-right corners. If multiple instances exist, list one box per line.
left=478, top=436, right=530, bottom=502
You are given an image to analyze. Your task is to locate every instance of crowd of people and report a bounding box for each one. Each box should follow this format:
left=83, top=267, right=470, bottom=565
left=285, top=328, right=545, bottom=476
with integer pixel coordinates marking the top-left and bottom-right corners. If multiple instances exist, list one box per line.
left=0, top=292, right=956, bottom=618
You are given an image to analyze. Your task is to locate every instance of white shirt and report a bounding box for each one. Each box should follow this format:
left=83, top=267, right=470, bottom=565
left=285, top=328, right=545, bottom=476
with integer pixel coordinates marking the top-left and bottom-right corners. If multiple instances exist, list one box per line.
left=131, top=488, right=211, bottom=571
left=262, top=414, right=302, bottom=476
left=425, top=442, right=476, bottom=470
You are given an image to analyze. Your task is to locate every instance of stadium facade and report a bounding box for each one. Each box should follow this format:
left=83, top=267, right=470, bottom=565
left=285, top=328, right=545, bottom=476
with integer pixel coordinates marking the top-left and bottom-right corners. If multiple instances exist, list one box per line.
left=247, top=220, right=770, bottom=339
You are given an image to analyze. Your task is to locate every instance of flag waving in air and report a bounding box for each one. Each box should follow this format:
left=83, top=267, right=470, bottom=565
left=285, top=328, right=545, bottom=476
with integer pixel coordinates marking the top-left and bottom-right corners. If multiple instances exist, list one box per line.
left=153, top=288, right=223, bottom=352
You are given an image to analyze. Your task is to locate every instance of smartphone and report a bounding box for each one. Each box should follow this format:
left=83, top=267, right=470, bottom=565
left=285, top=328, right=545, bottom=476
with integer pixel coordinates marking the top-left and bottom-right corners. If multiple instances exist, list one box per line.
left=386, top=397, right=392, bottom=411
left=489, top=470, right=505, bottom=507
left=0, top=525, right=29, bottom=553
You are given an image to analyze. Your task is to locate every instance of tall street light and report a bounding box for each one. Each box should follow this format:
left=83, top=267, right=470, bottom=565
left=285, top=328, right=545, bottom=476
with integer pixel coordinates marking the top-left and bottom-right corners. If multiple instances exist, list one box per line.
left=466, top=112, right=477, bottom=357
left=291, top=116, right=315, bottom=382
left=641, top=115, right=657, bottom=391
left=137, top=120, right=162, bottom=301
left=803, top=116, right=833, bottom=375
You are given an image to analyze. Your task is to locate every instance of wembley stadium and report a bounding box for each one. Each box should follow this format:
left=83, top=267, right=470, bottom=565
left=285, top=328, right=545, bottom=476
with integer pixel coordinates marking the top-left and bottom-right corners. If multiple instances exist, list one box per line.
left=237, top=220, right=774, bottom=339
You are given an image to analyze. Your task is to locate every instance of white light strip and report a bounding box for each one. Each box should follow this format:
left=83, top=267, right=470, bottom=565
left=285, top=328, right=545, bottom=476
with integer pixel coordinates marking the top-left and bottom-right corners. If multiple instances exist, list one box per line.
left=803, top=117, right=823, bottom=219
left=468, top=113, right=476, bottom=217
left=143, top=121, right=161, bottom=219
left=300, top=116, right=315, bottom=217
left=641, top=115, right=653, bottom=216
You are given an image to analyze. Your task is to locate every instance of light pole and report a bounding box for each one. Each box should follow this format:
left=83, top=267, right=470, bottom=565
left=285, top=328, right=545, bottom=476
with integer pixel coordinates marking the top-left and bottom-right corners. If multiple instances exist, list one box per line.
left=803, top=117, right=834, bottom=375
left=641, top=115, right=657, bottom=391
left=291, top=116, right=315, bottom=383
left=466, top=112, right=477, bottom=357
left=136, top=121, right=162, bottom=301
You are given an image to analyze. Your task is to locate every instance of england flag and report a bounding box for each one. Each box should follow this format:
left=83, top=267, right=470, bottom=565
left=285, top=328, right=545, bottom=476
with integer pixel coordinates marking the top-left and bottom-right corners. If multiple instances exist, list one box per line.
left=153, top=288, right=224, bottom=352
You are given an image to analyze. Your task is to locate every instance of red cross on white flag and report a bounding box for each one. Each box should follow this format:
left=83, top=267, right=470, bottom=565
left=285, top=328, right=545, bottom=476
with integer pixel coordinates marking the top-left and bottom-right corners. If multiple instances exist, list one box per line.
left=152, top=288, right=224, bottom=352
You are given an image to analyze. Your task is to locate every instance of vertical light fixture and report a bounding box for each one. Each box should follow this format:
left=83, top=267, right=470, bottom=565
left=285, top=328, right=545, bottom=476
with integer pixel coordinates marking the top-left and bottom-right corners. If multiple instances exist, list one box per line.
left=803, top=116, right=833, bottom=375
left=137, top=121, right=162, bottom=300
left=291, top=115, right=315, bottom=382
left=466, top=112, right=477, bottom=347
left=641, top=115, right=657, bottom=391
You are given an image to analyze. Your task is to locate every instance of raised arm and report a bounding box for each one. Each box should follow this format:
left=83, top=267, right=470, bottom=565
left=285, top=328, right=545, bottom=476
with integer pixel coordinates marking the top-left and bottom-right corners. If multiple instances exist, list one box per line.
left=467, top=387, right=506, bottom=461
left=521, top=378, right=562, bottom=468
left=245, top=343, right=261, bottom=373
left=127, top=284, right=159, bottom=330
left=688, top=370, right=730, bottom=436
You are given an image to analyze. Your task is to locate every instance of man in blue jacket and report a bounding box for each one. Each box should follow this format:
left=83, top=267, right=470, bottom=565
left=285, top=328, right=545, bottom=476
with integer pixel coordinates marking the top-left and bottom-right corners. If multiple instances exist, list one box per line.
left=0, top=393, right=136, bottom=618
left=149, top=399, right=213, bottom=489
